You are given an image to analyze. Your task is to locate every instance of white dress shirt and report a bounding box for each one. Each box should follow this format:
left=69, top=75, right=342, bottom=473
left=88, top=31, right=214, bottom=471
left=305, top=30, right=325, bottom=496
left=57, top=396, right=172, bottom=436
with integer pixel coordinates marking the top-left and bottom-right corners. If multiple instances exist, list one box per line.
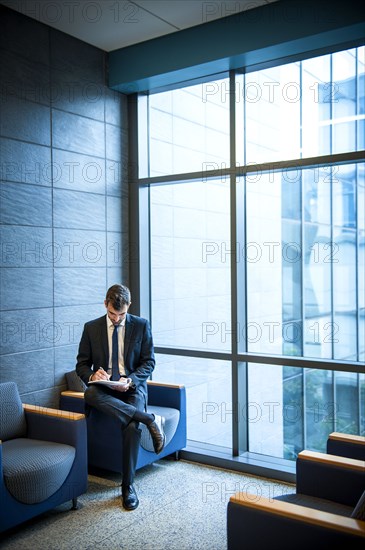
left=106, top=316, right=126, bottom=378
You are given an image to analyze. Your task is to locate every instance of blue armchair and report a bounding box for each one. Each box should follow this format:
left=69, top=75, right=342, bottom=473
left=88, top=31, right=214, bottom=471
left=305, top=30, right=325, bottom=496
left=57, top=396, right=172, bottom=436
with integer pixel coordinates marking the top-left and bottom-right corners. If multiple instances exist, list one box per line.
left=227, top=449, right=365, bottom=549
left=0, top=381, right=87, bottom=533
left=59, top=377, right=187, bottom=473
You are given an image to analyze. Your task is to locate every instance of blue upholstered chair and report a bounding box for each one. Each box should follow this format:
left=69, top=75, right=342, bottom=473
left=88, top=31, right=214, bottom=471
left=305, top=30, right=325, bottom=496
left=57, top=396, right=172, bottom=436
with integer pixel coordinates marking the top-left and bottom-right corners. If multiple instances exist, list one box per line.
left=59, top=372, right=187, bottom=474
left=227, top=449, right=365, bottom=550
left=0, top=381, right=88, bottom=533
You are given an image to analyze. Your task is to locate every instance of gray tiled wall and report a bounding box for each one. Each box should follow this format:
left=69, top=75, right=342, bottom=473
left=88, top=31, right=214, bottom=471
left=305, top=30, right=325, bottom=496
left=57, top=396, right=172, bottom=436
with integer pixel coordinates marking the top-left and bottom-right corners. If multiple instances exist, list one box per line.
left=0, top=6, right=129, bottom=407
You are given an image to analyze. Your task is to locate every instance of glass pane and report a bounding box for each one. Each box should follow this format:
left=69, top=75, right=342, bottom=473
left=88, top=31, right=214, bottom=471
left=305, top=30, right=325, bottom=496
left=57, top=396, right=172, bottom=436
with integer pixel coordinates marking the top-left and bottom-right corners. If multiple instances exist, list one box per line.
left=148, top=78, right=230, bottom=177
left=304, top=369, right=335, bottom=452
left=282, top=171, right=302, bottom=356
left=241, top=47, right=365, bottom=162
left=282, top=366, right=304, bottom=459
left=357, top=46, right=365, bottom=151
left=247, top=364, right=363, bottom=460
left=302, top=53, right=331, bottom=157
left=247, top=363, right=288, bottom=459
left=358, top=163, right=365, bottom=363
left=303, top=221, right=333, bottom=359
left=360, top=227, right=365, bottom=363
left=244, top=171, right=284, bottom=355
left=335, top=371, right=360, bottom=434
left=332, top=49, right=357, bottom=154
left=333, top=225, right=357, bottom=361
left=245, top=63, right=301, bottom=164
left=154, top=354, right=232, bottom=449
left=150, top=178, right=231, bottom=351
left=235, top=73, right=245, bottom=167
left=243, top=163, right=362, bottom=361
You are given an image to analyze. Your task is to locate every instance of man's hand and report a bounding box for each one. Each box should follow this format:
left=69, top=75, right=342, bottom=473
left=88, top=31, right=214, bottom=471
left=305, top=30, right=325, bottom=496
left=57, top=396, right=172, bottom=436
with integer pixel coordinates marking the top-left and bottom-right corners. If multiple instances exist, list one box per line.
left=91, top=368, right=110, bottom=381
left=115, top=377, right=132, bottom=392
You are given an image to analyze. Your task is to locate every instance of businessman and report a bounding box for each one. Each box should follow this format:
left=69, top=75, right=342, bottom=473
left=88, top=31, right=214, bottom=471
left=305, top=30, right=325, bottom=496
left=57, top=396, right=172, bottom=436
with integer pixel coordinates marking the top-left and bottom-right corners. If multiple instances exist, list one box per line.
left=76, top=284, right=165, bottom=510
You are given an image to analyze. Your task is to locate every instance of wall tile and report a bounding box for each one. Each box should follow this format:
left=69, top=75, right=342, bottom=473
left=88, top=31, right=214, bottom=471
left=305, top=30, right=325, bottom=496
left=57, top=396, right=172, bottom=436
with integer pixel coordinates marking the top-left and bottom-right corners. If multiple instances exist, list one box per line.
left=106, top=123, right=125, bottom=162
left=105, top=87, right=127, bottom=127
left=0, top=138, right=51, bottom=186
left=0, top=267, right=53, bottom=310
left=0, top=348, right=54, bottom=393
left=106, top=195, right=124, bottom=232
left=121, top=181, right=129, bottom=222
left=107, top=160, right=129, bottom=198
left=0, top=96, right=51, bottom=146
left=50, top=28, right=105, bottom=84
left=53, top=228, right=107, bottom=267
left=110, top=233, right=137, bottom=272
left=52, top=109, right=105, bottom=157
left=21, top=387, right=61, bottom=409
left=53, top=189, right=106, bottom=230
left=0, top=49, right=50, bottom=106
left=0, top=6, right=50, bottom=65
left=54, top=303, right=105, bottom=347
left=0, top=308, right=54, bottom=355
left=0, top=226, right=53, bottom=268
left=52, top=148, right=106, bottom=194
left=107, top=235, right=130, bottom=284
left=0, top=182, right=52, bottom=226
left=51, top=69, right=105, bottom=120
left=54, top=344, right=79, bottom=381
left=106, top=159, right=123, bottom=196
left=107, top=232, right=126, bottom=267
left=54, top=267, right=106, bottom=307
left=107, top=267, right=126, bottom=289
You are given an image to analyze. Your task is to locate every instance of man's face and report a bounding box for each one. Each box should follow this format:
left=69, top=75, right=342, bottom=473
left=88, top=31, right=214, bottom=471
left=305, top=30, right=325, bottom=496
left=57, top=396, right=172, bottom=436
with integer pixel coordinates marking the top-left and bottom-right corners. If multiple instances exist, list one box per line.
left=104, top=301, right=130, bottom=326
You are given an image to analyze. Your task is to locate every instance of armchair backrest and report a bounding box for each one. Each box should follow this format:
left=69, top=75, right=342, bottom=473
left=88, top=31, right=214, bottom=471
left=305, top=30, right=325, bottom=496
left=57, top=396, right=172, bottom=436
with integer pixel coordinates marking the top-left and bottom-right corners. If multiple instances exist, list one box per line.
left=0, top=381, right=27, bottom=441
left=327, top=432, right=365, bottom=460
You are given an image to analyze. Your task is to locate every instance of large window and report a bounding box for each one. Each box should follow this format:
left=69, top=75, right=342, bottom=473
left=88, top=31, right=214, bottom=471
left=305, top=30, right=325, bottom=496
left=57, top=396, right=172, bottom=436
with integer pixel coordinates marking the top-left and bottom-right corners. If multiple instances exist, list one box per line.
left=138, top=46, right=365, bottom=469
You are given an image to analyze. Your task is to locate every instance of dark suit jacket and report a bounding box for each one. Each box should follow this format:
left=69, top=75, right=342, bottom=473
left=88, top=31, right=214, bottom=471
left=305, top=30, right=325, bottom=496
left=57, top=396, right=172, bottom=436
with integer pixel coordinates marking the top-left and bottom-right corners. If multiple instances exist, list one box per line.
left=76, top=313, right=155, bottom=405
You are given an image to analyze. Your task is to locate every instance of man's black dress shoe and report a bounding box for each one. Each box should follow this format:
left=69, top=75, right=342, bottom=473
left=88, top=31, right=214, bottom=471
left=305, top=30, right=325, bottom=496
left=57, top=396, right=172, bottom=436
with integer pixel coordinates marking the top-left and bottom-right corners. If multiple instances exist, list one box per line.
left=122, top=484, right=139, bottom=511
left=148, top=414, right=166, bottom=454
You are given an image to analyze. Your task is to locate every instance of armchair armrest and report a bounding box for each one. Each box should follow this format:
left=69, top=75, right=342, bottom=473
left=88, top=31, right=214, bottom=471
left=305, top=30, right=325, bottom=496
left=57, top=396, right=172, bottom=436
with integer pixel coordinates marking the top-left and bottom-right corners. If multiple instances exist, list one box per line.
left=59, top=391, right=85, bottom=414
left=24, top=404, right=86, bottom=448
left=296, top=450, right=365, bottom=507
left=327, top=432, right=365, bottom=460
left=59, top=391, right=84, bottom=399
left=227, top=492, right=365, bottom=550
left=147, top=381, right=186, bottom=411
left=24, top=403, right=84, bottom=419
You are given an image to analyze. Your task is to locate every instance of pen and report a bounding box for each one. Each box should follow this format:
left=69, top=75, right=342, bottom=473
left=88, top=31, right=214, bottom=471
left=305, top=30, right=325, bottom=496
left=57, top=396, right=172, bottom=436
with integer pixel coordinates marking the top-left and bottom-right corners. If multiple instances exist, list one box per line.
left=98, top=367, right=110, bottom=380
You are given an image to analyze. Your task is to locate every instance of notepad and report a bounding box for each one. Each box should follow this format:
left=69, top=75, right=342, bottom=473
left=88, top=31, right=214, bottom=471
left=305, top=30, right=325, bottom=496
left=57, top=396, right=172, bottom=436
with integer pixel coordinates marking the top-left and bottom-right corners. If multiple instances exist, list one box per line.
left=88, top=378, right=131, bottom=389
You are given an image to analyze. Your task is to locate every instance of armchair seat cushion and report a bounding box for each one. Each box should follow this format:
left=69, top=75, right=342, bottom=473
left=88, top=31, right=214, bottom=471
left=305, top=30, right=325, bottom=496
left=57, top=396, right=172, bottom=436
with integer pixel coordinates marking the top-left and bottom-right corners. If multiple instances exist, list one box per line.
left=140, top=405, right=180, bottom=452
left=2, top=438, right=76, bottom=504
left=275, top=493, right=353, bottom=517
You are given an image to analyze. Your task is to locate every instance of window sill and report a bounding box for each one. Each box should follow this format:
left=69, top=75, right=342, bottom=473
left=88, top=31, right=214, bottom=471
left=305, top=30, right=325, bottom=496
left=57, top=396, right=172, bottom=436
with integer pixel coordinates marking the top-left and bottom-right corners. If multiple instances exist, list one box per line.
left=180, top=440, right=296, bottom=484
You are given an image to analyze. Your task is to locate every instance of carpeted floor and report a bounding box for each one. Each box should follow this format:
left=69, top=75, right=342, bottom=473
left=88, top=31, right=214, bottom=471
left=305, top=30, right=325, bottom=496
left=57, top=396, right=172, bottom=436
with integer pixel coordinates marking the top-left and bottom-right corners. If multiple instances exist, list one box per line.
left=0, top=458, right=295, bottom=550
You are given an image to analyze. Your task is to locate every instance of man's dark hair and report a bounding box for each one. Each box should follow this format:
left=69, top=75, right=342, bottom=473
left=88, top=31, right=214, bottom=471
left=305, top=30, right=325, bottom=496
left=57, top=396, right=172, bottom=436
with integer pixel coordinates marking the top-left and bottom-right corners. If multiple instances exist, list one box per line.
left=105, top=284, right=131, bottom=310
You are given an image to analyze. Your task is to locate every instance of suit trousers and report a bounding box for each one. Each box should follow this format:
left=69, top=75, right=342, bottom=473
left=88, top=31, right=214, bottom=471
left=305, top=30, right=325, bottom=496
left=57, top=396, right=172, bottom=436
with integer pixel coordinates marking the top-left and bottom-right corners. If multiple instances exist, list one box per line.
left=84, top=384, right=145, bottom=485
